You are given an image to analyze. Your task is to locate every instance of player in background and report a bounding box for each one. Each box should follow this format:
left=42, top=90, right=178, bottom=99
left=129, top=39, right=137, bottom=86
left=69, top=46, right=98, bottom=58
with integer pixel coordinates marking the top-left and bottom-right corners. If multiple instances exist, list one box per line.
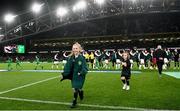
left=34, top=55, right=43, bottom=70
left=116, top=50, right=122, bottom=69
left=62, top=51, right=69, bottom=69
left=149, top=49, right=157, bottom=70
left=121, top=52, right=131, bottom=91
left=93, top=50, right=99, bottom=69
left=15, top=56, right=22, bottom=70
left=83, top=51, right=89, bottom=68
left=173, top=48, right=180, bottom=69
left=104, top=50, right=110, bottom=69
left=147, top=50, right=152, bottom=69
left=163, top=48, right=169, bottom=70
left=134, top=50, right=140, bottom=68
left=138, top=50, right=146, bottom=70
left=111, top=50, right=117, bottom=69
left=7, top=57, right=13, bottom=71
left=89, top=51, right=95, bottom=69
left=93, top=57, right=99, bottom=69
left=143, top=50, right=149, bottom=69
left=166, top=48, right=172, bottom=69
left=94, top=50, right=102, bottom=69
left=52, top=53, right=60, bottom=69
left=130, top=49, right=136, bottom=69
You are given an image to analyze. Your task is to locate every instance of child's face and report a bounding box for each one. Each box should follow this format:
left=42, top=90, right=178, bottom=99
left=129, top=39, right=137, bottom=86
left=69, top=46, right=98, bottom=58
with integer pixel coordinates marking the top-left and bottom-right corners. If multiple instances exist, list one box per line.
left=122, top=53, right=128, bottom=60
left=72, top=45, right=80, bottom=55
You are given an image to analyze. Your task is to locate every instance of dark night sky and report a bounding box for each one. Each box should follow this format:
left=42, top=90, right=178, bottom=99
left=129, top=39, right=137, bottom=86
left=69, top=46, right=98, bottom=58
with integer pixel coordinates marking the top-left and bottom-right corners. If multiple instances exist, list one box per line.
left=0, top=0, right=74, bottom=17
left=0, top=0, right=32, bottom=24
left=0, top=0, right=33, bottom=15
left=0, top=0, right=69, bottom=23
left=0, top=0, right=75, bottom=25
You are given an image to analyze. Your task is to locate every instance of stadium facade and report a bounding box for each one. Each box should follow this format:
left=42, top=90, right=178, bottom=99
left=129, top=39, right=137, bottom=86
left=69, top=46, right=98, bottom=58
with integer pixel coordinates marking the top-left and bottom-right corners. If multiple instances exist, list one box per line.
left=0, top=0, right=180, bottom=54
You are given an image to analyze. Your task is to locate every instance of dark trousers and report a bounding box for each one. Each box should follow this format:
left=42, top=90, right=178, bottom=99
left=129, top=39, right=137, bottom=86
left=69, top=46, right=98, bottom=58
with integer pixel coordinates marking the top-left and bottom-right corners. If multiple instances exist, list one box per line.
left=136, top=60, right=139, bottom=67
left=112, top=60, right=116, bottom=67
left=145, top=59, right=148, bottom=67
left=157, top=61, right=163, bottom=75
left=98, top=59, right=103, bottom=67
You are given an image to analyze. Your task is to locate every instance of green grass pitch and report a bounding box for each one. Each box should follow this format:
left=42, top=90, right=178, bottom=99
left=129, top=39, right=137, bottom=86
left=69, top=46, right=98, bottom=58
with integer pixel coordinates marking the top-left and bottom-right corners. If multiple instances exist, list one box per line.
left=0, top=62, right=180, bottom=110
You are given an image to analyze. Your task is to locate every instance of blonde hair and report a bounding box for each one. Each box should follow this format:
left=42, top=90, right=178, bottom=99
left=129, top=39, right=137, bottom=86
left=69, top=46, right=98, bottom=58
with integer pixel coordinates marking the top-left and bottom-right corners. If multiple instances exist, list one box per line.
left=122, top=51, right=130, bottom=59
left=69, top=42, right=83, bottom=57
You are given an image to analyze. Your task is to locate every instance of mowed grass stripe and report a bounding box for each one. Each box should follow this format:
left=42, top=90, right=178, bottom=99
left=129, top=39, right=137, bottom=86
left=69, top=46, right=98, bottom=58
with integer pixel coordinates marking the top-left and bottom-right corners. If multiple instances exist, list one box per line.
left=0, top=96, right=145, bottom=110
left=0, top=76, right=59, bottom=95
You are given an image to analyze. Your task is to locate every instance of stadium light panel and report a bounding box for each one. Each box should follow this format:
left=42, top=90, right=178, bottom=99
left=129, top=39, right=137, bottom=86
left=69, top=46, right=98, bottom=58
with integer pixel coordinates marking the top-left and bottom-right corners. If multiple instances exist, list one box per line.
left=4, top=13, right=17, bottom=23
left=73, top=1, right=87, bottom=12
left=95, top=0, right=105, bottom=5
left=56, top=7, right=68, bottom=17
left=32, top=3, right=44, bottom=14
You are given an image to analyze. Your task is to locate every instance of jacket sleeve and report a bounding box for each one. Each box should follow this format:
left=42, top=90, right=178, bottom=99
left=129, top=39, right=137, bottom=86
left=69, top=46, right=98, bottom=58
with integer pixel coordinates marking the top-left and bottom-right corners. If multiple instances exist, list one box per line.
left=63, top=57, right=71, bottom=76
left=80, top=56, right=88, bottom=76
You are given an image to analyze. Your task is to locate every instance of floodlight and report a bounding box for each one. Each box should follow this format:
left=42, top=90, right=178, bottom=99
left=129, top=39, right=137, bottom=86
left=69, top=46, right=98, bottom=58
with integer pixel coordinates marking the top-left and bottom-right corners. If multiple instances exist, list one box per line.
left=95, top=0, right=105, bottom=5
left=56, top=7, right=68, bottom=17
left=4, top=13, right=17, bottom=23
left=32, top=3, right=44, bottom=14
left=131, top=0, right=136, bottom=3
left=73, top=1, right=87, bottom=12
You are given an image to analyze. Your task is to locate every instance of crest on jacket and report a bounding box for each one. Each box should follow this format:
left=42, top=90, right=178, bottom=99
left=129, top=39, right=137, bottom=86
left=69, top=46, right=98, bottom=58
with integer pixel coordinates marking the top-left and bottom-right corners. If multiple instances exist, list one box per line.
left=78, top=61, right=82, bottom=65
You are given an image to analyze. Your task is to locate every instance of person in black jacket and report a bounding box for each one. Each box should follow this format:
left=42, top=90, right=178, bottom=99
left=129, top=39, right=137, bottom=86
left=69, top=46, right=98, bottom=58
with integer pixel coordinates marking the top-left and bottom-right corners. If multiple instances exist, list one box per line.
left=154, top=45, right=166, bottom=77
left=121, top=52, right=131, bottom=91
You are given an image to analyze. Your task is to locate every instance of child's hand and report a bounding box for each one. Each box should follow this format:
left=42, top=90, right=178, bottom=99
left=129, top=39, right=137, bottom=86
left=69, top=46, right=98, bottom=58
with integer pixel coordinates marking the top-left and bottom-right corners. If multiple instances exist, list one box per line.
left=122, top=62, right=127, bottom=67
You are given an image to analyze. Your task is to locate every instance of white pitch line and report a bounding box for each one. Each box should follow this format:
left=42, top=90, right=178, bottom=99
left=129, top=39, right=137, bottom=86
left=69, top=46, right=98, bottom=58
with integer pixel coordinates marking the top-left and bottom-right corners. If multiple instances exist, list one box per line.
left=20, top=70, right=142, bottom=74
left=0, top=76, right=59, bottom=95
left=0, top=96, right=144, bottom=110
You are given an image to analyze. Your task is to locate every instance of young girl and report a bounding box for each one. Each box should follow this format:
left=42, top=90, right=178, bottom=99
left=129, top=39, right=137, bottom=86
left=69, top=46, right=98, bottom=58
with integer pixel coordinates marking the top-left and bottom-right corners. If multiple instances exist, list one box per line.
left=121, top=52, right=131, bottom=91
left=61, top=42, right=88, bottom=108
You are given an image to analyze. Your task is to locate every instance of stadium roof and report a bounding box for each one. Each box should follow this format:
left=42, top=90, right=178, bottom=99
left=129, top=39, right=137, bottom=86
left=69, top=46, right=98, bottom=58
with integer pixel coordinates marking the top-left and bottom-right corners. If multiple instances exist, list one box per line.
left=0, top=0, right=180, bottom=44
left=0, top=0, right=73, bottom=22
